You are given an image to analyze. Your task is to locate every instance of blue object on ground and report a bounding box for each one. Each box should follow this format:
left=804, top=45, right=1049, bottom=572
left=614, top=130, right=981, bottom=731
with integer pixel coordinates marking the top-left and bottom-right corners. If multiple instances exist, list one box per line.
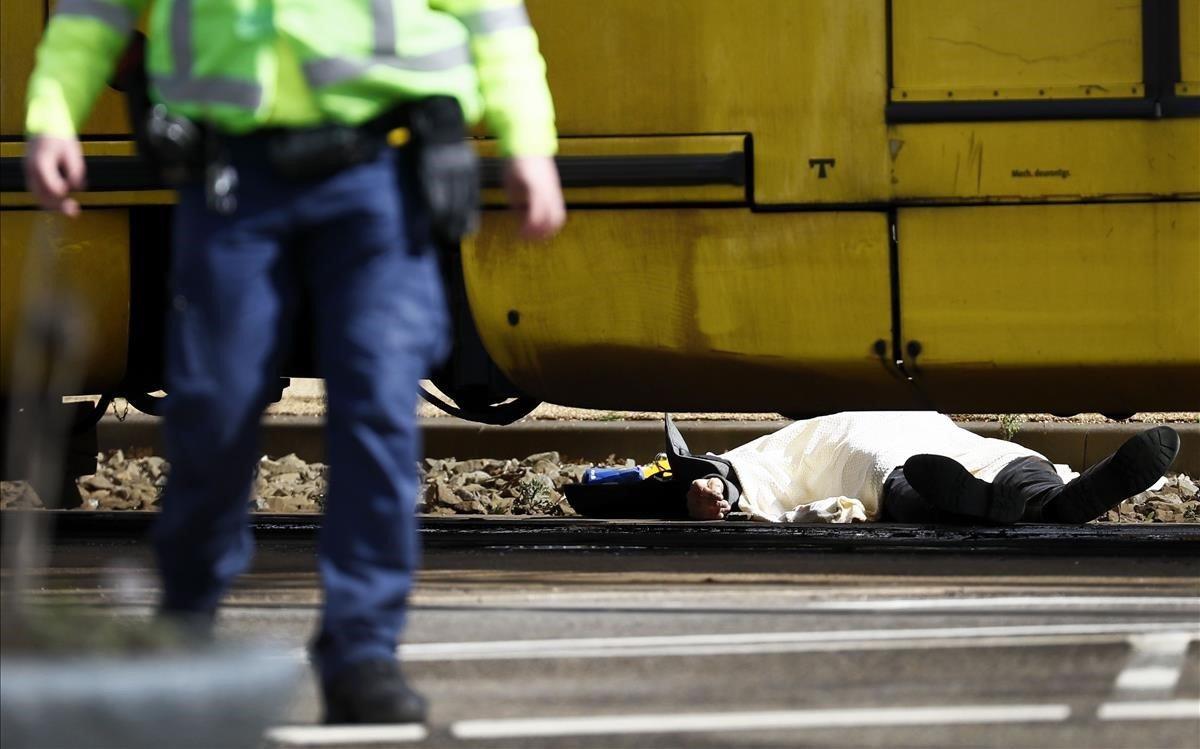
left=584, top=466, right=647, bottom=484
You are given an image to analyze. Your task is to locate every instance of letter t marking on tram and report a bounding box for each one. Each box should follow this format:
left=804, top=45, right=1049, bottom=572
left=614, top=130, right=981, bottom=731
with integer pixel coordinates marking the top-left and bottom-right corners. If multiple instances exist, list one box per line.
left=809, top=158, right=836, bottom=178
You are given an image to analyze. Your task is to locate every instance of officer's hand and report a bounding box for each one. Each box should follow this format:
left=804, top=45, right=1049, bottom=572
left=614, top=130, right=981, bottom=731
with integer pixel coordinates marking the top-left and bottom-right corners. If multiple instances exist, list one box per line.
left=503, top=155, right=565, bottom=240
left=25, top=136, right=86, bottom=217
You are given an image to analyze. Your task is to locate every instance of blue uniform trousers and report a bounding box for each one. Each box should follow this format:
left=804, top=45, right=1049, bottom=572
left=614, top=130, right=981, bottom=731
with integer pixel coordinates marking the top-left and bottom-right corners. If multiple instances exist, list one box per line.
left=152, top=141, right=448, bottom=679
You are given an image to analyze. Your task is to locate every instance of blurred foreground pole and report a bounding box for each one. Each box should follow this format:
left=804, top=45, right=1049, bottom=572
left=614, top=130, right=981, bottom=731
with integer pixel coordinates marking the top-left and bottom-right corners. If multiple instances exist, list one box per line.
left=2, top=215, right=89, bottom=618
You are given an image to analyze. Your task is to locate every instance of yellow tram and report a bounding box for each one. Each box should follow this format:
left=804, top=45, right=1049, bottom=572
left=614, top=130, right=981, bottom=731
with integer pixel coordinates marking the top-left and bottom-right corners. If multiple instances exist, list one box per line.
left=2, top=0, right=1198, bottom=421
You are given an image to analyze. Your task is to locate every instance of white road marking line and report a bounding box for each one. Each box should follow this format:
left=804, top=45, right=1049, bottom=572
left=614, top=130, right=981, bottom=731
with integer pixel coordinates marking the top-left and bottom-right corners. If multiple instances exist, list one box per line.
left=1110, top=632, right=1194, bottom=701
left=82, top=594, right=1200, bottom=615
left=423, top=592, right=1200, bottom=610
left=385, top=622, right=1199, bottom=662
left=796, top=596, right=1200, bottom=612
left=1097, top=700, right=1200, bottom=721
left=403, top=621, right=1200, bottom=655
left=264, top=724, right=427, bottom=746
left=279, top=622, right=1200, bottom=662
left=1115, top=666, right=1188, bottom=691
left=450, top=704, right=1071, bottom=740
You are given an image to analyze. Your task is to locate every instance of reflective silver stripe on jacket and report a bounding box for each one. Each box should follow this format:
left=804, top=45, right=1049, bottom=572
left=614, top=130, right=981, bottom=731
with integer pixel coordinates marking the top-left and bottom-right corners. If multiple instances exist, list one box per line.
left=54, top=0, right=137, bottom=31
left=153, top=76, right=263, bottom=109
left=298, top=0, right=473, bottom=88
left=373, top=0, right=396, bottom=56
left=152, top=0, right=263, bottom=109
left=303, top=45, right=473, bottom=88
left=460, top=4, right=531, bottom=35
left=169, top=0, right=193, bottom=74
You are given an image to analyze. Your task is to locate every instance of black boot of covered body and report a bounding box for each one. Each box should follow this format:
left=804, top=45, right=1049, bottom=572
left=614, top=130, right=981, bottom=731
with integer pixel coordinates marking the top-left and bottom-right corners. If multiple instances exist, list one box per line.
left=900, top=454, right=1028, bottom=524
left=900, top=426, right=1180, bottom=525
left=1029, top=426, right=1181, bottom=524
left=881, top=466, right=974, bottom=523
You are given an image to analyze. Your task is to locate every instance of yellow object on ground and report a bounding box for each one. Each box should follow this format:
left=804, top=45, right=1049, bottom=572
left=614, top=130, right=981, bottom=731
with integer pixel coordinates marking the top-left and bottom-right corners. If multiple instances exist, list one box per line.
left=641, top=456, right=672, bottom=480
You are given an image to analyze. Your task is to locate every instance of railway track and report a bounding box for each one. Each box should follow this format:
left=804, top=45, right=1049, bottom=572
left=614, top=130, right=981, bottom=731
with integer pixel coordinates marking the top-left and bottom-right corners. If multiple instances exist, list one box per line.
left=93, top=414, right=1200, bottom=473
left=7, top=510, right=1199, bottom=555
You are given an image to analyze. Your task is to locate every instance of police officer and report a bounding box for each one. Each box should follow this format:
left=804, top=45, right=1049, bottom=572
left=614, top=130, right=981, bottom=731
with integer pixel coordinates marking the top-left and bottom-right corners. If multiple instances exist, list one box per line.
left=24, top=0, right=564, bottom=724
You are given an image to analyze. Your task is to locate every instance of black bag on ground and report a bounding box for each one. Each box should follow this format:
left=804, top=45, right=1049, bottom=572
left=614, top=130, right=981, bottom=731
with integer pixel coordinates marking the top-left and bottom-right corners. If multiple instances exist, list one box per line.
left=563, top=474, right=690, bottom=520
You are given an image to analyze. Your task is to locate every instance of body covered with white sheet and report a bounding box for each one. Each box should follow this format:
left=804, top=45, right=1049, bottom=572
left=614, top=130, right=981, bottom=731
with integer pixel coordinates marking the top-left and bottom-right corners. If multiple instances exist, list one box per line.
left=721, top=412, right=1075, bottom=523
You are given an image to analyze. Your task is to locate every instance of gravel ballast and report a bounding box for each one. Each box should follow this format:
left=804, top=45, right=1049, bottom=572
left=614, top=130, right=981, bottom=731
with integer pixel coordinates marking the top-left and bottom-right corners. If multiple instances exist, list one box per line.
left=2, top=451, right=1196, bottom=523
left=1, top=450, right=600, bottom=517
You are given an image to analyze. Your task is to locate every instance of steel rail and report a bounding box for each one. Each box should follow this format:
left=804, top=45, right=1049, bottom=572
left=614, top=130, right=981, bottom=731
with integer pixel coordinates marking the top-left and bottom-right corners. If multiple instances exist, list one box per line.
left=4, top=511, right=1198, bottom=555
left=91, top=415, right=1200, bottom=475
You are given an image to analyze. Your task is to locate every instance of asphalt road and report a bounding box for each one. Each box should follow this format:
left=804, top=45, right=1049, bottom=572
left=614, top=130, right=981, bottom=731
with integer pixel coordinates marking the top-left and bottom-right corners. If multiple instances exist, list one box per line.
left=7, top=534, right=1200, bottom=749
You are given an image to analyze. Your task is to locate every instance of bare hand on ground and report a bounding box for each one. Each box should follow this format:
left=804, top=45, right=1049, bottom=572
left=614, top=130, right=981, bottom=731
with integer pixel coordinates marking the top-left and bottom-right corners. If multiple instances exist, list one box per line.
left=503, top=155, right=565, bottom=240
left=24, top=136, right=86, bottom=217
left=687, top=477, right=731, bottom=520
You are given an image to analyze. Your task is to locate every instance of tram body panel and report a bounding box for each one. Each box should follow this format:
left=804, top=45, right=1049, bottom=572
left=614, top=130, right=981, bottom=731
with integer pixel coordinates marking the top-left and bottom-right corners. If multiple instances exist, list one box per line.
left=1180, top=0, right=1199, bottom=90
left=530, top=0, right=891, bottom=205
left=891, top=0, right=1144, bottom=102
left=896, top=202, right=1200, bottom=412
left=0, top=0, right=41, bottom=137
left=0, top=210, right=130, bottom=392
left=888, top=119, right=1200, bottom=201
left=462, top=210, right=914, bottom=412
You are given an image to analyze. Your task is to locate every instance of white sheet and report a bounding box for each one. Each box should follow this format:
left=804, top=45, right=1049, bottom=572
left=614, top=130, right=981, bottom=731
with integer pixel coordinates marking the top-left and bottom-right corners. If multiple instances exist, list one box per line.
left=721, top=412, right=1077, bottom=523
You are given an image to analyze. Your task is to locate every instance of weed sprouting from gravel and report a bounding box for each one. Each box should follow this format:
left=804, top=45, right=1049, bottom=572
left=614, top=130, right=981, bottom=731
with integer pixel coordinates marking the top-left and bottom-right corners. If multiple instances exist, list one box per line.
left=999, top=414, right=1024, bottom=441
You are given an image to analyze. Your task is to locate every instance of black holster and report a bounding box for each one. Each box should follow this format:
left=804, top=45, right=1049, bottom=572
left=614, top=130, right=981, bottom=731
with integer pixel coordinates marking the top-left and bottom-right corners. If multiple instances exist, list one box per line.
left=112, top=33, right=206, bottom=185
left=405, top=96, right=481, bottom=244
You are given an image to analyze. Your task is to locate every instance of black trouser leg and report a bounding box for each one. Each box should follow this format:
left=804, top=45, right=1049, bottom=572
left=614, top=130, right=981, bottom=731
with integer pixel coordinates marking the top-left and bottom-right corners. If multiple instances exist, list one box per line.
left=992, top=457, right=1066, bottom=522
left=883, top=459, right=1064, bottom=524
left=880, top=467, right=930, bottom=522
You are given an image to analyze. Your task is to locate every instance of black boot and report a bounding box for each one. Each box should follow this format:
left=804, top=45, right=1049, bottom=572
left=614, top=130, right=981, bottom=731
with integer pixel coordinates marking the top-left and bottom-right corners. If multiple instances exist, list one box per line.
left=322, top=659, right=427, bottom=725
left=880, top=466, right=972, bottom=523
left=902, top=454, right=1026, bottom=524
left=1034, top=426, right=1180, bottom=524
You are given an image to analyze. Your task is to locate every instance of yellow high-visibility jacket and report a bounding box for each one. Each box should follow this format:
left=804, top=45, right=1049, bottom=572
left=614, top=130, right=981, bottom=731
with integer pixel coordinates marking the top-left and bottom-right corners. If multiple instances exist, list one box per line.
left=26, top=0, right=556, bottom=156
